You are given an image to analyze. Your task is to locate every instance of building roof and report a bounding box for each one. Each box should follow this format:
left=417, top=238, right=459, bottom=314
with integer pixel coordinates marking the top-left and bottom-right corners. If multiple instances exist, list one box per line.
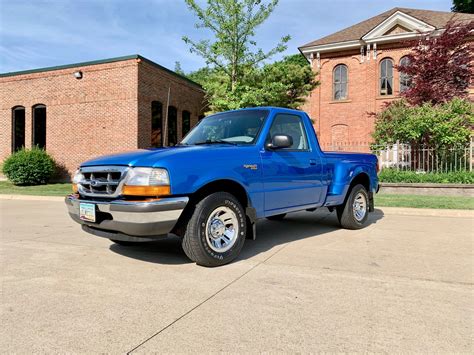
left=0, top=54, right=203, bottom=90
left=300, top=7, right=474, bottom=49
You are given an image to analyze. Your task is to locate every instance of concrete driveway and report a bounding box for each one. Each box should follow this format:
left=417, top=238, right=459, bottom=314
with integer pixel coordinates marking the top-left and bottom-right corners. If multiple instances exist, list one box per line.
left=1, top=198, right=472, bottom=353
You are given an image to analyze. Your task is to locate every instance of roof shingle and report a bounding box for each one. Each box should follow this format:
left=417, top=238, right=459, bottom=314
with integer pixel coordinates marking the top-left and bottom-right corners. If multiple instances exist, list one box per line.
left=299, top=7, right=474, bottom=49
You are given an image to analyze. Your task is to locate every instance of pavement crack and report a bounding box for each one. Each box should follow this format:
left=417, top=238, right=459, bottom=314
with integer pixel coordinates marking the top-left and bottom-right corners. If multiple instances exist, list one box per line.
left=127, top=243, right=289, bottom=354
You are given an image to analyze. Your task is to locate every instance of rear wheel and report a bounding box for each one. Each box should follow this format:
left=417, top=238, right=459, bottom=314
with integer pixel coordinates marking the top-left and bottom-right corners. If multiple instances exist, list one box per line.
left=266, top=213, right=286, bottom=221
left=336, top=184, right=369, bottom=229
left=182, top=192, right=246, bottom=267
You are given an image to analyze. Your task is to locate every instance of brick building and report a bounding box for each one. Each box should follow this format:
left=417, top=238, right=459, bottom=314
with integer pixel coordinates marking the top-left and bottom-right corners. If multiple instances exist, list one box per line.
left=299, top=8, right=474, bottom=151
left=0, top=55, right=205, bottom=177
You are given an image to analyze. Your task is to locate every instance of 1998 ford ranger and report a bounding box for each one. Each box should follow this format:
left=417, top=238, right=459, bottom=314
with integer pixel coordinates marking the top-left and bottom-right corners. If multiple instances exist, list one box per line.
left=66, top=107, right=379, bottom=266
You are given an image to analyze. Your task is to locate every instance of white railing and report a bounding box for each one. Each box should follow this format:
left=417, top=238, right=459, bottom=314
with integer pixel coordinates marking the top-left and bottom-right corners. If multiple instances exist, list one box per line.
left=322, top=139, right=473, bottom=173
left=372, top=143, right=472, bottom=173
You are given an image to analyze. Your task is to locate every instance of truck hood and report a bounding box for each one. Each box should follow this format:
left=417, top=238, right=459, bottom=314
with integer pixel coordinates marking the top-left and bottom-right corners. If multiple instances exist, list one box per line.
left=80, top=145, right=238, bottom=167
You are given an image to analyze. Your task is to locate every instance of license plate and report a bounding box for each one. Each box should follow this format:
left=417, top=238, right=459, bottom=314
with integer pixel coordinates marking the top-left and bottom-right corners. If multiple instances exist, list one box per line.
left=79, top=203, right=96, bottom=222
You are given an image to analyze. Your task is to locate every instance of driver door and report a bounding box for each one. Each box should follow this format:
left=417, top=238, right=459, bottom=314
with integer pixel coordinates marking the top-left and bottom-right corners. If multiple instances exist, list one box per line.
left=261, top=113, right=322, bottom=213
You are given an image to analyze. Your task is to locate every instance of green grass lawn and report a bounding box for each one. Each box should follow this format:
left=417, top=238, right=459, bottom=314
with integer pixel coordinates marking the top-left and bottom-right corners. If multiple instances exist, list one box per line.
left=376, top=194, right=474, bottom=210
left=0, top=181, right=72, bottom=196
left=0, top=180, right=472, bottom=210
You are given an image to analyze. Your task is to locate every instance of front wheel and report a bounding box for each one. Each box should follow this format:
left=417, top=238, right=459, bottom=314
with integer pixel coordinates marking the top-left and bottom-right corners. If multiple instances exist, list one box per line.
left=182, top=192, right=246, bottom=267
left=336, top=184, right=369, bottom=229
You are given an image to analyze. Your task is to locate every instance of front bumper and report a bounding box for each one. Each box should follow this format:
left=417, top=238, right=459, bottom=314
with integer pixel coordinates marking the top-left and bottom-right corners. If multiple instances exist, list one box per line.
left=65, top=195, right=188, bottom=240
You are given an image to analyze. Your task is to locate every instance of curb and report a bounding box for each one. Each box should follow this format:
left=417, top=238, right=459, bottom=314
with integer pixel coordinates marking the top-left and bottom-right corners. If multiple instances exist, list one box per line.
left=375, top=206, right=473, bottom=218
left=379, top=183, right=474, bottom=197
left=0, top=194, right=65, bottom=202
left=380, top=183, right=474, bottom=188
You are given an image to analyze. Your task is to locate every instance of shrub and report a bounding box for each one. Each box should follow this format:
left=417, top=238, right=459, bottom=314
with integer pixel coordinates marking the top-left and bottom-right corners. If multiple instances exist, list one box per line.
left=3, top=148, right=55, bottom=185
left=379, top=169, right=474, bottom=184
left=372, top=98, right=473, bottom=147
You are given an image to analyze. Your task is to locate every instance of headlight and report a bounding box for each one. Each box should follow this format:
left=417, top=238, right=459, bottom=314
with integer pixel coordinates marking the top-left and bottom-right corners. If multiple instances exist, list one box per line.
left=72, top=169, right=84, bottom=193
left=124, top=168, right=169, bottom=186
left=123, top=168, right=170, bottom=196
left=72, top=169, right=84, bottom=184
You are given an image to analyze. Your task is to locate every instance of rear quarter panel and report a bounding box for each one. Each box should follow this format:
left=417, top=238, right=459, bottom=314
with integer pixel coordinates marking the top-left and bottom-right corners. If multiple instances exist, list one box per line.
left=323, top=152, right=378, bottom=206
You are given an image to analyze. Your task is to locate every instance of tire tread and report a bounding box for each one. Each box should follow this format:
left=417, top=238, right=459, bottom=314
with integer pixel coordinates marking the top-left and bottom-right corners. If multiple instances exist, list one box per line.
left=182, top=192, right=246, bottom=267
left=337, top=184, right=369, bottom=230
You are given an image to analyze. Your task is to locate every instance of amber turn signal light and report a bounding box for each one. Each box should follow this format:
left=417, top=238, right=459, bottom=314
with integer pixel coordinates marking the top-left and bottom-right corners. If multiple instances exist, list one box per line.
left=122, top=185, right=170, bottom=197
left=72, top=183, right=78, bottom=193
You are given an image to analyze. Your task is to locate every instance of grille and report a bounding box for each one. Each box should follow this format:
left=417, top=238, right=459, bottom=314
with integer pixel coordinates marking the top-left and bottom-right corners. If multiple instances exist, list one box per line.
left=78, top=166, right=129, bottom=198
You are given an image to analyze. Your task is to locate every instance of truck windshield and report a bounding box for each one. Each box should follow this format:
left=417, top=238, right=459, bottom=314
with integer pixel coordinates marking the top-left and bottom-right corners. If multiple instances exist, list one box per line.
left=181, top=110, right=269, bottom=145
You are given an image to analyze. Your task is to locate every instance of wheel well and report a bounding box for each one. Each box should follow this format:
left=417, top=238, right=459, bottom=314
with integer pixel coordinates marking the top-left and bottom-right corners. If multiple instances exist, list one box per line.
left=171, top=179, right=249, bottom=237
left=349, top=172, right=370, bottom=192
left=337, top=172, right=371, bottom=213
left=191, top=179, right=249, bottom=208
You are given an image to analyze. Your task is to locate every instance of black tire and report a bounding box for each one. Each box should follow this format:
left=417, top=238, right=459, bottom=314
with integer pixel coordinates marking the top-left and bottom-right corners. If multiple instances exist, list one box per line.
left=182, top=192, right=246, bottom=267
left=109, top=239, right=146, bottom=246
left=336, top=184, right=369, bottom=230
left=266, top=213, right=287, bottom=221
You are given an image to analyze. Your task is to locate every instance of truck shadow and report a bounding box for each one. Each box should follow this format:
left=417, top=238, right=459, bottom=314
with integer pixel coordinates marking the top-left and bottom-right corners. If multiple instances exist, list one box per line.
left=109, top=208, right=384, bottom=265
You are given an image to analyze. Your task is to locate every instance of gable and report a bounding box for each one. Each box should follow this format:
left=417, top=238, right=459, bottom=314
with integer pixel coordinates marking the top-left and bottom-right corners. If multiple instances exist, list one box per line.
left=362, top=10, right=434, bottom=43
left=383, top=24, right=412, bottom=35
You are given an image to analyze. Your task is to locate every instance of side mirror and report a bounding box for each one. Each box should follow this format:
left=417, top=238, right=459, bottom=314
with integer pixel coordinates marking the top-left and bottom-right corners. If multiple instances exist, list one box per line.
left=267, top=134, right=293, bottom=149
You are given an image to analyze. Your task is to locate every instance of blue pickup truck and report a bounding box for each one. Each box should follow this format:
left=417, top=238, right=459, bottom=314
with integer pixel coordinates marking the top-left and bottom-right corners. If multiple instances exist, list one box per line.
left=66, top=107, right=379, bottom=266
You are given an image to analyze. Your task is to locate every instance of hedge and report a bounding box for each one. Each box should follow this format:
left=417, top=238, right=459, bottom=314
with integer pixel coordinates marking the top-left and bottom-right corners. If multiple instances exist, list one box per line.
left=2, top=148, right=55, bottom=185
left=378, top=169, right=474, bottom=184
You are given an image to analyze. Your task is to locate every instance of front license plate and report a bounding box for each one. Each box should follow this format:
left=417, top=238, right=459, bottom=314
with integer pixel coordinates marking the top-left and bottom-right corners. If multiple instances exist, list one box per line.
left=79, top=203, right=96, bottom=222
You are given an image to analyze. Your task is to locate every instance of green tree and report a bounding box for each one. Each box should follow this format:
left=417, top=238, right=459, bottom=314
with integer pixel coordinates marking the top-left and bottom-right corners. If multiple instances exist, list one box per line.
left=452, top=0, right=473, bottom=13
left=174, top=61, right=185, bottom=75
left=182, top=0, right=290, bottom=93
left=187, top=54, right=318, bottom=112
left=372, top=98, right=473, bottom=146
left=234, top=54, right=318, bottom=109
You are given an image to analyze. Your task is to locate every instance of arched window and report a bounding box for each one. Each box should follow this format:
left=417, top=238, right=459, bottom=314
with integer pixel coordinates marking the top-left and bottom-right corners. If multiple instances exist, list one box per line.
left=32, top=104, right=46, bottom=149
left=399, top=56, right=412, bottom=93
left=12, top=106, right=25, bottom=152
left=182, top=110, right=191, bottom=137
left=151, top=101, right=163, bottom=147
left=333, top=64, right=348, bottom=100
left=167, top=106, right=178, bottom=146
left=379, top=58, right=393, bottom=95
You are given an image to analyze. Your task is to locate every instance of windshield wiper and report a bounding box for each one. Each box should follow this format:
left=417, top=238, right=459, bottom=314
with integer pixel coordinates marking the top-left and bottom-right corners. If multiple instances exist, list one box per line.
left=193, top=139, right=238, bottom=145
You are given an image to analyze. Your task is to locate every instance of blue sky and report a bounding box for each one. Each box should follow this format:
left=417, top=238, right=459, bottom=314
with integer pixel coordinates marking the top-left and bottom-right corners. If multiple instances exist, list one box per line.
left=0, top=0, right=453, bottom=74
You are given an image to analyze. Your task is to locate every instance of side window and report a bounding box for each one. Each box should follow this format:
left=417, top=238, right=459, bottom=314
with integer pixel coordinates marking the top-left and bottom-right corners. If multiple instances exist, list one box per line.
left=167, top=106, right=178, bottom=146
left=379, top=58, right=394, bottom=95
left=182, top=110, right=191, bottom=137
left=151, top=101, right=163, bottom=147
left=399, top=56, right=412, bottom=93
left=269, top=114, right=308, bottom=150
left=333, top=64, right=348, bottom=100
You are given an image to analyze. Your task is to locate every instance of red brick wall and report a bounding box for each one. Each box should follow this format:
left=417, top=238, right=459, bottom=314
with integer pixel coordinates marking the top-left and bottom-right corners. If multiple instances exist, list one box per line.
left=137, top=60, right=205, bottom=149
left=0, top=58, right=205, bottom=179
left=302, top=45, right=413, bottom=152
left=0, top=59, right=140, bottom=177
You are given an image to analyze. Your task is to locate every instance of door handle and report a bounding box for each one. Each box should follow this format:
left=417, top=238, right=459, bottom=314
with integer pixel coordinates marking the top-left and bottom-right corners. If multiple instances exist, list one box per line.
left=310, top=159, right=317, bottom=166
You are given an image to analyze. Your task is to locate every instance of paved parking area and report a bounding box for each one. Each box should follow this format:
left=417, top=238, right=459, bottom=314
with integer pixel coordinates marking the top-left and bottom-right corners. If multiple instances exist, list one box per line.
left=1, top=199, right=473, bottom=353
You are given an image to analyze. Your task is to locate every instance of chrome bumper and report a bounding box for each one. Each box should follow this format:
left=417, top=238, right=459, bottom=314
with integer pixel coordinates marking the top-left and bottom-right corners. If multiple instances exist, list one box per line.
left=65, top=195, right=188, bottom=240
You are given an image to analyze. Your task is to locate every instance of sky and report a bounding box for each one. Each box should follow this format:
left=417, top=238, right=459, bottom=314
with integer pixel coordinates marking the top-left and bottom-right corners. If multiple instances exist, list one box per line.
left=0, top=0, right=453, bottom=74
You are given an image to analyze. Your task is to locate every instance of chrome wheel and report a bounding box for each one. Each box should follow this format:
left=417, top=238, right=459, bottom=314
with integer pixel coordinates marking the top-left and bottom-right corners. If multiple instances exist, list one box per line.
left=352, top=192, right=367, bottom=222
left=205, top=206, right=239, bottom=253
